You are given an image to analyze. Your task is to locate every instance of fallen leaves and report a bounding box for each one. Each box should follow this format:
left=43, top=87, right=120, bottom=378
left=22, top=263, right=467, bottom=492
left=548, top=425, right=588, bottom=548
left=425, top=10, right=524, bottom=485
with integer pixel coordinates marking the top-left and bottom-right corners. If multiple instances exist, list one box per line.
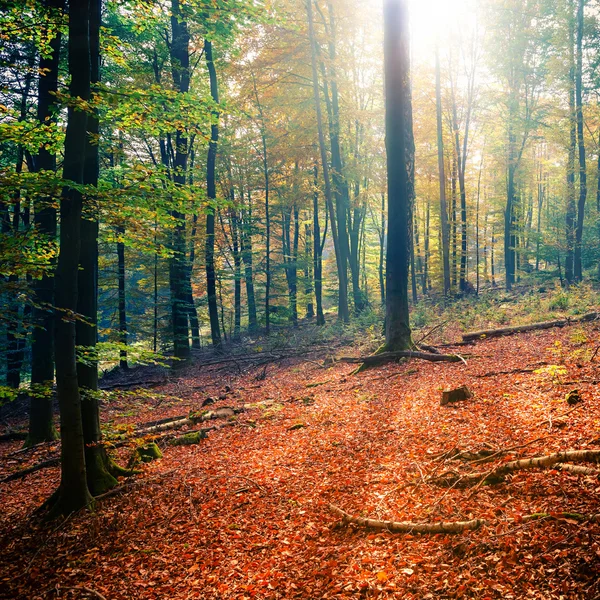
left=1, top=324, right=600, bottom=598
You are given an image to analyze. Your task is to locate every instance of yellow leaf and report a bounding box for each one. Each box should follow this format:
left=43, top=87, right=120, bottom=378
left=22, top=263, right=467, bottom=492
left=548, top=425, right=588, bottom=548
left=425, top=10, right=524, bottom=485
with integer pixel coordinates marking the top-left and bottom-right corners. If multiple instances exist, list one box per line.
left=376, top=571, right=388, bottom=582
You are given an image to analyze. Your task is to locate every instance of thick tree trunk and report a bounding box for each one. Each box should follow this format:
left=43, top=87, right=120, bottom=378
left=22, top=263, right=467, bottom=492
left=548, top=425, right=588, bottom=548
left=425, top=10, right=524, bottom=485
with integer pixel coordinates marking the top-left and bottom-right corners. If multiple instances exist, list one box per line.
left=383, top=0, right=414, bottom=351
left=169, top=1, right=192, bottom=360
left=52, top=0, right=94, bottom=515
left=78, top=0, right=124, bottom=497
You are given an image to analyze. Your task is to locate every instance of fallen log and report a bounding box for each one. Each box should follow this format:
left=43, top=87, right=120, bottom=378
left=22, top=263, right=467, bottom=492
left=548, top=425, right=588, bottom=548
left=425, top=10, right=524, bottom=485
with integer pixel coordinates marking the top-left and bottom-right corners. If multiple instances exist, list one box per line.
left=339, top=350, right=463, bottom=367
left=330, top=504, right=600, bottom=535
left=135, top=407, right=242, bottom=436
left=462, top=312, right=598, bottom=343
left=0, top=430, right=27, bottom=442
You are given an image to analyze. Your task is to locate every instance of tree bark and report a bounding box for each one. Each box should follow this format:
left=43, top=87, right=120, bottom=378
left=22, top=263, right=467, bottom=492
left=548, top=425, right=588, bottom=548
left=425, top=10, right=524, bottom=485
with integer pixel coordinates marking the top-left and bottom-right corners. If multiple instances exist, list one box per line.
left=26, top=0, right=64, bottom=446
left=117, top=227, right=128, bottom=369
left=51, top=0, right=94, bottom=515
left=306, top=0, right=348, bottom=323
left=169, top=0, right=192, bottom=360
left=383, top=0, right=414, bottom=351
left=205, top=39, right=222, bottom=348
left=565, top=0, right=577, bottom=286
left=574, top=0, right=587, bottom=281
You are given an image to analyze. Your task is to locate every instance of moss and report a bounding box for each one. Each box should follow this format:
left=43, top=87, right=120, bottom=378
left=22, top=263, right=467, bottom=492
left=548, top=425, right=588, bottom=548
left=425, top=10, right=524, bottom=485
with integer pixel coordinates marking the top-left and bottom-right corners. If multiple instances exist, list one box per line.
left=169, top=430, right=207, bottom=446
left=87, top=451, right=119, bottom=496
left=129, top=442, right=163, bottom=468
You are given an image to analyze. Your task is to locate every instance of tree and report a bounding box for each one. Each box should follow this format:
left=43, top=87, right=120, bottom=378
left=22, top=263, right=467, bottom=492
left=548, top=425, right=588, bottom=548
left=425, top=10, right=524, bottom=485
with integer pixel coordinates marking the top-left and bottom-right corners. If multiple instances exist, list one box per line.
left=51, top=0, right=94, bottom=515
left=383, top=0, right=414, bottom=351
left=25, top=0, right=64, bottom=447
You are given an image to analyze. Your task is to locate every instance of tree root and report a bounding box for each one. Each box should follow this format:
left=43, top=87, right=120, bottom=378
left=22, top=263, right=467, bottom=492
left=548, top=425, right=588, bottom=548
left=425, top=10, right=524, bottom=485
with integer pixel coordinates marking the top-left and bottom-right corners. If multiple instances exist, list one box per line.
left=340, top=350, right=464, bottom=369
left=330, top=504, right=600, bottom=535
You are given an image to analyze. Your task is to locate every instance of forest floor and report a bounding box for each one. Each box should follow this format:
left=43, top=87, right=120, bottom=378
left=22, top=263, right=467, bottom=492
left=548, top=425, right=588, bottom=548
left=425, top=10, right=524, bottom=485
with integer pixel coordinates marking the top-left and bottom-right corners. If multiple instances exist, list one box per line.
left=2, top=316, right=600, bottom=598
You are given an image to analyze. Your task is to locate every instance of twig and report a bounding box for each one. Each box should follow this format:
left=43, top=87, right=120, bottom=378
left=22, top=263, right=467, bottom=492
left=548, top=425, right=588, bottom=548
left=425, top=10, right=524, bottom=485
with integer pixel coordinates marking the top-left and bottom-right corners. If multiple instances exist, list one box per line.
left=57, top=586, right=107, bottom=600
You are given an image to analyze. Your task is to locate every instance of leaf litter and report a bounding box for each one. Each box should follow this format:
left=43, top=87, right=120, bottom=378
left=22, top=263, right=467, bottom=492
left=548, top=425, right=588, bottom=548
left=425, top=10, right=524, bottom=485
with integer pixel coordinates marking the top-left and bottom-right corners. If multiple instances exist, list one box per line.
left=1, top=324, right=600, bottom=598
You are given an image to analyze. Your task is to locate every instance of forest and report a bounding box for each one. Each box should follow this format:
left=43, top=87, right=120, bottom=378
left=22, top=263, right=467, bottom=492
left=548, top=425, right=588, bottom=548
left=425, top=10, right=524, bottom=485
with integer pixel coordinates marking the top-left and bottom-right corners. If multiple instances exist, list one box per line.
left=2, top=0, right=600, bottom=598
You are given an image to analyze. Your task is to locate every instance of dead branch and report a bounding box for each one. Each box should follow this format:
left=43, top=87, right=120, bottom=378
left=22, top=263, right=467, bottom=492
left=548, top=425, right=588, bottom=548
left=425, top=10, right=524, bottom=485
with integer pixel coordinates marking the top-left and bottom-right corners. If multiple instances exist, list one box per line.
left=330, top=505, right=600, bottom=535
left=462, top=312, right=598, bottom=343
left=1, top=457, right=59, bottom=483
left=431, top=449, right=600, bottom=488
left=474, top=367, right=537, bottom=378
left=57, top=586, right=107, bottom=600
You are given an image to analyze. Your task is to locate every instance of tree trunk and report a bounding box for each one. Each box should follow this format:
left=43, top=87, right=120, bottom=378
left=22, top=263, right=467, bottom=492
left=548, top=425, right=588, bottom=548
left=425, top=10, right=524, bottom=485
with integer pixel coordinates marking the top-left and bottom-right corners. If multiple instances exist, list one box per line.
left=169, top=0, right=192, bottom=360
left=565, top=0, right=576, bottom=286
left=324, top=1, right=352, bottom=320
left=205, top=39, right=222, bottom=348
left=78, top=0, right=125, bottom=497
left=574, top=0, right=586, bottom=282
left=51, top=0, right=94, bottom=515
left=313, top=165, right=326, bottom=325
left=384, top=0, right=414, bottom=351
left=26, top=0, right=64, bottom=446
left=306, top=0, right=348, bottom=324
left=304, top=220, right=314, bottom=318
left=241, top=189, right=258, bottom=333
left=116, top=228, right=128, bottom=369
left=379, top=193, right=386, bottom=304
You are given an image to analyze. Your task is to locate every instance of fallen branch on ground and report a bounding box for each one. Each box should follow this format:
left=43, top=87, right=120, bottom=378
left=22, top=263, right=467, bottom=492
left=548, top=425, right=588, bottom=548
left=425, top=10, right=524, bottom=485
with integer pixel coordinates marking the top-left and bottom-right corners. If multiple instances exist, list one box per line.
left=330, top=504, right=600, bottom=535
left=57, top=586, right=107, bottom=600
left=329, top=504, right=484, bottom=533
left=430, top=449, right=600, bottom=488
left=1, top=457, right=59, bottom=483
left=462, top=312, right=598, bottom=343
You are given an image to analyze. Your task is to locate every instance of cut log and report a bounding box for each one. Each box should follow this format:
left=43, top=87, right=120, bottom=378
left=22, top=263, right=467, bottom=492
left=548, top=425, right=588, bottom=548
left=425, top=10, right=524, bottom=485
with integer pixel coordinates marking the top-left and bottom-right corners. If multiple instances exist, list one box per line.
left=441, top=386, right=473, bottom=406
left=462, top=312, right=598, bottom=342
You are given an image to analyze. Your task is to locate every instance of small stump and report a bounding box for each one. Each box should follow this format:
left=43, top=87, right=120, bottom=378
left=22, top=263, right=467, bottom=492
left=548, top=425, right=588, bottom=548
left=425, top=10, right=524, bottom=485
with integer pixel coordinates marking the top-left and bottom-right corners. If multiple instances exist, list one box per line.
left=441, top=386, right=473, bottom=407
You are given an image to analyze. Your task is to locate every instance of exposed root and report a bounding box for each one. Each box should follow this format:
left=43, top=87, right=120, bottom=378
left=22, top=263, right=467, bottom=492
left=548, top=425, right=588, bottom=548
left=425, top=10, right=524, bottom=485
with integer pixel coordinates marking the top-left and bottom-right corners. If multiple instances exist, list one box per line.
left=340, top=350, right=464, bottom=369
